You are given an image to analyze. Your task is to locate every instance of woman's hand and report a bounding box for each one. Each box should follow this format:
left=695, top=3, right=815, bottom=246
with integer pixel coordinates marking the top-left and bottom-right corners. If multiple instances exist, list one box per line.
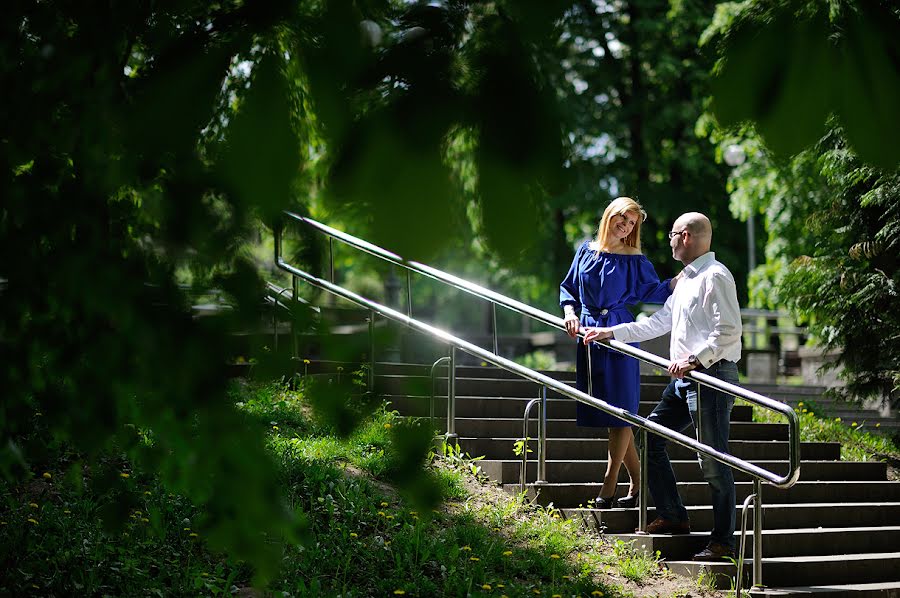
left=582, top=327, right=613, bottom=344
left=564, top=313, right=580, bottom=338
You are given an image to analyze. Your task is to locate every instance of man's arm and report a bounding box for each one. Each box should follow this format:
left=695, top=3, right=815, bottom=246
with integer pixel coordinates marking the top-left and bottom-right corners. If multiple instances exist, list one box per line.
left=581, top=296, right=674, bottom=345
left=693, top=271, right=742, bottom=368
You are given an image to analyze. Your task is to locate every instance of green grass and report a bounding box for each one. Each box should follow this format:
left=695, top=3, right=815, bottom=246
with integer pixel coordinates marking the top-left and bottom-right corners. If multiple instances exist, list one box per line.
left=1, top=379, right=701, bottom=597
left=750, top=400, right=900, bottom=463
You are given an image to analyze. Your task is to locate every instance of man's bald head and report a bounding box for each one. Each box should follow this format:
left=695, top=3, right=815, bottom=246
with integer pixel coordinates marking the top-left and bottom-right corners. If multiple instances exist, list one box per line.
left=671, top=212, right=712, bottom=263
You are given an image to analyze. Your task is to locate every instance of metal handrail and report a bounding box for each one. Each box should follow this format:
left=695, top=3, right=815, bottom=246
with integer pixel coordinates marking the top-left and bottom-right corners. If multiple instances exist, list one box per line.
left=281, top=212, right=801, bottom=486
left=277, top=216, right=801, bottom=589
left=276, top=254, right=797, bottom=489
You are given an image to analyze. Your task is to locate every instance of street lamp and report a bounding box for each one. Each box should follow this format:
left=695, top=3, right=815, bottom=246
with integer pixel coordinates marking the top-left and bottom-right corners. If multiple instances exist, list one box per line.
left=724, top=144, right=755, bottom=274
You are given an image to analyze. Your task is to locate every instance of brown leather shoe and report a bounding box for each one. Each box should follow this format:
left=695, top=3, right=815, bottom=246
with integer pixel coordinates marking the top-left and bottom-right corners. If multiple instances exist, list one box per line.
left=640, top=517, right=691, bottom=535
left=693, top=542, right=735, bottom=561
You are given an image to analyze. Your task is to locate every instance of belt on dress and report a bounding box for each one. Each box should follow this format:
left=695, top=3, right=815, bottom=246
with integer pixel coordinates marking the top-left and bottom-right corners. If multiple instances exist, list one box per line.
left=581, top=306, right=626, bottom=317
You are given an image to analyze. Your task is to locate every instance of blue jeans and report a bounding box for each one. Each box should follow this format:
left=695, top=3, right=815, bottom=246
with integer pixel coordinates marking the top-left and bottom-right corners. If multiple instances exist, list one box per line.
left=645, top=360, right=739, bottom=548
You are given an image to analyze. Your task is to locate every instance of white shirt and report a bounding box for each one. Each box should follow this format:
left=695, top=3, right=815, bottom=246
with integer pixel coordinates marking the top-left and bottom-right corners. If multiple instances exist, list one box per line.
left=610, top=252, right=742, bottom=367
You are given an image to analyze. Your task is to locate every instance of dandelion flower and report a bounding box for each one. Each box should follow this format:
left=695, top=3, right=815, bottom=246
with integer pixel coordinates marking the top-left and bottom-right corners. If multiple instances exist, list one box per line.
left=42, top=472, right=51, bottom=479
left=383, top=423, right=392, bottom=429
left=592, top=592, right=605, bottom=597
left=380, top=502, right=389, bottom=507
left=120, top=472, right=130, bottom=478
left=876, top=423, right=881, bottom=428
left=851, top=422, right=857, bottom=427
left=386, top=515, right=394, bottom=520
left=503, top=550, right=513, bottom=556
left=378, top=511, right=386, bottom=517
left=550, top=553, right=561, bottom=559
left=482, top=584, right=492, bottom=590
left=562, top=575, right=571, bottom=580
left=553, top=594, right=563, bottom=598
left=798, top=402, right=804, bottom=407
left=835, top=417, right=842, bottom=422
left=28, top=503, right=38, bottom=509
left=350, top=533, right=358, bottom=538
left=272, top=425, right=279, bottom=430
left=28, top=518, right=38, bottom=525
left=189, top=532, right=199, bottom=537
left=303, top=359, right=311, bottom=365
left=63, top=510, right=71, bottom=514
left=461, top=545, right=472, bottom=551
left=393, top=591, right=406, bottom=595
left=141, top=517, right=149, bottom=523
left=469, top=556, right=480, bottom=562
left=144, top=491, right=151, bottom=495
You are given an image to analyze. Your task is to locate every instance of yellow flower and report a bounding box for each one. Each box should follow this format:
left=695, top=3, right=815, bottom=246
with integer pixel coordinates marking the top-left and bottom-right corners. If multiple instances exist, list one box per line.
left=876, top=423, right=881, bottom=428
left=144, top=491, right=151, bottom=495
left=120, top=472, right=130, bottom=478
left=851, top=422, right=858, bottom=427
left=385, top=540, right=392, bottom=546
left=42, top=472, right=52, bottom=479
left=469, top=556, right=480, bottom=561
left=350, top=532, right=358, bottom=538
left=383, top=423, right=392, bottom=429
left=303, top=359, right=311, bottom=365
left=272, top=425, right=279, bottom=430
left=183, top=527, right=191, bottom=531
left=835, top=417, right=842, bottom=422
left=409, top=511, right=418, bottom=516
left=380, top=502, right=389, bottom=507
left=503, top=550, right=513, bottom=556
left=533, top=590, right=541, bottom=595
left=591, top=591, right=604, bottom=596
left=386, top=515, right=394, bottom=520
left=493, top=526, right=501, bottom=532
left=553, top=594, right=563, bottom=598
left=562, top=575, right=571, bottom=580
left=482, top=584, right=492, bottom=590
left=393, top=591, right=406, bottom=596
left=29, top=503, right=38, bottom=509
left=189, top=532, right=199, bottom=537
left=378, top=511, right=386, bottom=517
left=201, top=573, right=209, bottom=577
left=798, top=402, right=804, bottom=407
left=63, top=510, right=71, bottom=514
left=141, top=517, right=149, bottom=523
left=461, top=545, right=472, bottom=551
left=550, top=553, right=560, bottom=559
left=496, top=585, right=505, bottom=589
left=28, top=518, right=38, bottom=525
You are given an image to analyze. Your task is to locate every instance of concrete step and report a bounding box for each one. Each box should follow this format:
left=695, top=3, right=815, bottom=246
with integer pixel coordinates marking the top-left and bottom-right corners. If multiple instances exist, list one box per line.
left=668, top=552, right=900, bottom=589
left=460, top=437, right=838, bottom=462
left=616, top=525, right=900, bottom=558
left=512, top=481, right=900, bottom=508
left=451, top=417, right=787, bottom=440
left=377, top=375, right=673, bottom=399
left=561, top=502, right=900, bottom=534
left=480, top=459, right=887, bottom=485
left=388, top=395, right=755, bottom=421
left=750, top=581, right=900, bottom=598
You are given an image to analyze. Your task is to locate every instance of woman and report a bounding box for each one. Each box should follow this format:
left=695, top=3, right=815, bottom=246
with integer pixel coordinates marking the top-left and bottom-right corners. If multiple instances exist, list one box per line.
left=559, top=197, right=677, bottom=508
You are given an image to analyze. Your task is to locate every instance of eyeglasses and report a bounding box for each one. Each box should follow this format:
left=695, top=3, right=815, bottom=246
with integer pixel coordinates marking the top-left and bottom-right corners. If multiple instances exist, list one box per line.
left=667, top=229, right=688, bottom=239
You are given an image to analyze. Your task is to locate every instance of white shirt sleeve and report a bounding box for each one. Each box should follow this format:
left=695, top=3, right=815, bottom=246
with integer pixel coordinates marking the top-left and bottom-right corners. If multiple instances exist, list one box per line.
left=693, top=271, right=742, bottom=367
left=610, top=295, right=674, bottom=343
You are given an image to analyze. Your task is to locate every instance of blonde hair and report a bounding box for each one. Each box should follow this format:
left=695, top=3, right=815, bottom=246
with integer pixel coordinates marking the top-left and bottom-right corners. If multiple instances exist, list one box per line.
left=596, top=197, right=647, bottom=252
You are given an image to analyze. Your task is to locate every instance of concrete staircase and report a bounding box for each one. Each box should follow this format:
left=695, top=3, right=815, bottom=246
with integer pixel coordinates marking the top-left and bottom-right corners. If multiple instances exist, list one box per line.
left=360, top=361, right=900, bottom=597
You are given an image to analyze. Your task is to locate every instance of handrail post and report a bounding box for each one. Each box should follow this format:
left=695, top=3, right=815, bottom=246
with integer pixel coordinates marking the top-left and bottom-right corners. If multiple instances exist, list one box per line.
left=429, top=356, right=451, bottom=429
left=273, top=286, right=293, bottom=354
left=536, top=384, right=547, bottom=485
left=638, top=427, right=648, bottom=531
left=586, top=343, right=593, bottom=398
left=329, top=236, right=335, bottom=283
left=406, top=270, right=413, bottom=321
left=735, top=491, right=757, bottom=597
left=368, top=310, right=375, bottom=392
left=491, top=303, right=499, bottom=355
left=446, top=346, right=457, bottom=442
left=520, top=397, right=542, bottom=493
left=752, top=478, right=763, bottom=589
left=291, top=276, right=299, bottom=360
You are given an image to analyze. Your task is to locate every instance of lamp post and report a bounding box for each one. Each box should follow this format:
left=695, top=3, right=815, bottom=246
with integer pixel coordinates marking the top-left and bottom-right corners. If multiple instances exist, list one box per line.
left=724, top=144, right=755, bottom=274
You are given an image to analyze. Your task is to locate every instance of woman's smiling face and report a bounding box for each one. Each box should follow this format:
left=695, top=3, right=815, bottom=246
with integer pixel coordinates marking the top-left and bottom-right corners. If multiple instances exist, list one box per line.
left=609, top=211, right=638, bottom=241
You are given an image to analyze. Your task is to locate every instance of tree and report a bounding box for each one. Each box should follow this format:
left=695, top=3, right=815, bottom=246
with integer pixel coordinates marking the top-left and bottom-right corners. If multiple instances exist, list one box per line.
left=705, top=0, right=900, bottom=406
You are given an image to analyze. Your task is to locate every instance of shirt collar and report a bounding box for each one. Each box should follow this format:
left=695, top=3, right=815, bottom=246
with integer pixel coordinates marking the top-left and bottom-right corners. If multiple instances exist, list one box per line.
left=683, top=251, right=715, bottom=277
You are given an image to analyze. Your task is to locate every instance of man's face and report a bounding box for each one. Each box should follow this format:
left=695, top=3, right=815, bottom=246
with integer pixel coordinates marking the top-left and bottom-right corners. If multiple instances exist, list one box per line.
left=668, top=220, right=688, bottom=262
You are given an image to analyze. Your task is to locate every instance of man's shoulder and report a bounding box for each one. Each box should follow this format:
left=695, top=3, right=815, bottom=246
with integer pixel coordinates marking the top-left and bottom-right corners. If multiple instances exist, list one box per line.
left=700, top=257, right=736, bottom=281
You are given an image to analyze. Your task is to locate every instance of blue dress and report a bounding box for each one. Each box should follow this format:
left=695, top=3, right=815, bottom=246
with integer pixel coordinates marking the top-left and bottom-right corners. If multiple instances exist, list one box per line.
left=559, top=241, right=672, bottom=427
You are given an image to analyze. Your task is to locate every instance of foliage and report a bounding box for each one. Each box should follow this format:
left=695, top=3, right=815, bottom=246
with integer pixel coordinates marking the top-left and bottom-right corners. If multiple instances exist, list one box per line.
left=1, top=379, right=702, bottom=597
left=752, top=400, right=900, bottom=463
left=705, top=0, right=900, bottom=406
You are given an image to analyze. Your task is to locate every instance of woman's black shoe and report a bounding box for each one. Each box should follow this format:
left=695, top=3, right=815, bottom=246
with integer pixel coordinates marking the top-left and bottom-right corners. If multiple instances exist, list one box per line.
left=616, top=491, right=639, bottom=508
left=595, top=494, right=617, bottom=509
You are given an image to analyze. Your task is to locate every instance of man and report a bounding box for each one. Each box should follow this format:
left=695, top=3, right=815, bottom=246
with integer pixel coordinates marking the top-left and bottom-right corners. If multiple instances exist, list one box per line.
left=582, top=212, right=742, bottom=561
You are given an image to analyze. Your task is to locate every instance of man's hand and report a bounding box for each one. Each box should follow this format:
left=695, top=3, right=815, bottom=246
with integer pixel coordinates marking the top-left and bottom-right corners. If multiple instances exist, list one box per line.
left=564, top=313, right=580, bottom=338
left=667, top=358, right=696, bottom=379
left=582, top=327, right=613, bottom=344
